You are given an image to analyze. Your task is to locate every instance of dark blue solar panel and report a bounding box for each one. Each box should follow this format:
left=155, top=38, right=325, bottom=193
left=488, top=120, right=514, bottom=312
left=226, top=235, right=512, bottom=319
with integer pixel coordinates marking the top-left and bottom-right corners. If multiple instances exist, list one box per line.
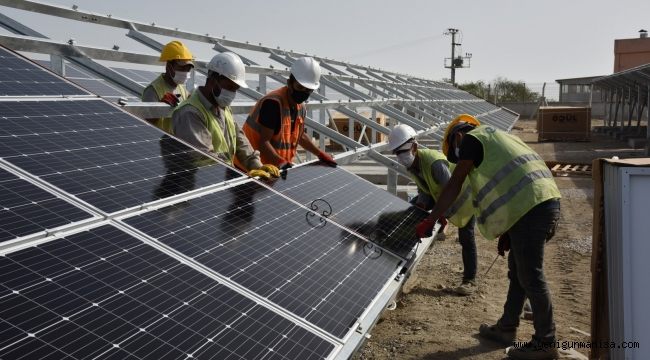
left=0, top=99, right=243, bottom=213
left=0, top=47, right=89, bottom=97
left=124, top=180, right=402, bottom=339
left=0, top=168, right=91, bottom=244
left=0, top=225, right=334, bottom=359
left=267, top=163, right=429, bottom=259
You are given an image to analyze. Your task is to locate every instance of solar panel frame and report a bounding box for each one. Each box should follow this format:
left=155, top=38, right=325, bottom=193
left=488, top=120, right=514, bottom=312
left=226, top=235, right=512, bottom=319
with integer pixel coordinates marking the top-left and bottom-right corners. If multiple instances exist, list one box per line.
left=0, top=46, right=91, bottom=97
left=120, top=179, right=405, bottom=340
left=0, top=97, right=246, bottom=216
left=0, top=223, right=338, bottom=360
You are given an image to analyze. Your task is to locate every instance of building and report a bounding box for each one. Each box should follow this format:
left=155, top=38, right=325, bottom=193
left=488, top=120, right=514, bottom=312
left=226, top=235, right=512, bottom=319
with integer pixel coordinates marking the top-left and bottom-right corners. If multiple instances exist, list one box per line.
left=555, top=76, right=604, bottom=103
left=614, top=29, right=650, bottom=72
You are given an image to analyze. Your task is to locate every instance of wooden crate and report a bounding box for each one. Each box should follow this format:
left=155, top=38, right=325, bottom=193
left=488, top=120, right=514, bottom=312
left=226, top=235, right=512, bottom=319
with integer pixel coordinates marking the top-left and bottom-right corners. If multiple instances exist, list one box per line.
left=537, top=106, right=591, bottom=141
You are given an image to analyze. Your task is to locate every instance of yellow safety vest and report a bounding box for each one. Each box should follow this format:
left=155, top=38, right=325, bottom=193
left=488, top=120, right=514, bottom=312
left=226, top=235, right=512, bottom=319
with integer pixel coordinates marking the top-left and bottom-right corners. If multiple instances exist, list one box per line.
left=168, top=92, right=237, bottom=165
left=409, top=149, right=474, bottom=228
left=466, top=125, right=561, bottom=240
left=143, top=74, right=189, bottom=132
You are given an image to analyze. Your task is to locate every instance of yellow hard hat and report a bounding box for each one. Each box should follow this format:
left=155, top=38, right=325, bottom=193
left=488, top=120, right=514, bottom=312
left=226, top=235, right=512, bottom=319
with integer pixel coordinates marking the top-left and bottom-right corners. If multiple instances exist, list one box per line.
left=159, top=41, right=194, bottom=63
left=442, top=114, right=481, bottom=155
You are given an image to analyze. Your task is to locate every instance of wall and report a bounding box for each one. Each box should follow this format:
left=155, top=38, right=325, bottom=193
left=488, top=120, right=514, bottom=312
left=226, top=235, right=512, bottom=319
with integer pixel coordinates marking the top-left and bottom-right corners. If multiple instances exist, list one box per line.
left=500, top=102, right=607, bottom=119
left=614, top=37, right=650, bottom=72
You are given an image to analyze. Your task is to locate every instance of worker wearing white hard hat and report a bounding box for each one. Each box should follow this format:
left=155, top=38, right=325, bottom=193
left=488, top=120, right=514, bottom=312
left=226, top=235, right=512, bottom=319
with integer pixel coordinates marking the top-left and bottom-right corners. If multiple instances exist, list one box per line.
left=241, top=57, right=336, bottom=170
left=388, top=124, right=477, bottom=295
left=142, top=40, right=195, bottom=131
left=166, top=52, right=280, bottom=180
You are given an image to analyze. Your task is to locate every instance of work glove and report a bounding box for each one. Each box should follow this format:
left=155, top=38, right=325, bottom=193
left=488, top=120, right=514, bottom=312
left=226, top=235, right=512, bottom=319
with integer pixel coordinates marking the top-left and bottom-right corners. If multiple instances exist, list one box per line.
left=259, top=164, right=280, bottom=178
left=317, top=151, right=337, bottom=167
left=247, top=168, right=273, bottom=180
left=161, top=92, right=180, bottom=107
left=416, top=216, right=447, bottom=238
left=497, top=232, right=511, bottom=256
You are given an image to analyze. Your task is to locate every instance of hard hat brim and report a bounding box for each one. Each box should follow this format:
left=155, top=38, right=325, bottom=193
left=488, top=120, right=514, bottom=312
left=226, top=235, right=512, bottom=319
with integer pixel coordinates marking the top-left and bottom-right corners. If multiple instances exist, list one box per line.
left=296, top=79, right=319, bottom=90
left=233, top=78, right=249, bottom=89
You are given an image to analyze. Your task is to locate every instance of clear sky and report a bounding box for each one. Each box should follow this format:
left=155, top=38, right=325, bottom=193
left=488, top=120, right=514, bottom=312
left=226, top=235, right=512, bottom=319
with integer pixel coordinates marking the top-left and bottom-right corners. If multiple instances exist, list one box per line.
left=2, top=0, right=649, bottom=84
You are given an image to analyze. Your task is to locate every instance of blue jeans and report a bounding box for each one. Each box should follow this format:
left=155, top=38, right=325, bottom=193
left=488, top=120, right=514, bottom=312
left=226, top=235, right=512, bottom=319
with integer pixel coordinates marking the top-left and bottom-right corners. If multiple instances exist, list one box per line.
left=498, top=199, right=561, bottom=343
left=459, top=216, right=477, bottom=281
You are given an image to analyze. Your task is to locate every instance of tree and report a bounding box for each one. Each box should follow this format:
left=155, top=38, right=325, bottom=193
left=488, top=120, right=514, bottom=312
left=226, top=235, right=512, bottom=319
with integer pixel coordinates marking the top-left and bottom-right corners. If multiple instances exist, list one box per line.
left=459, top=77, right=540, bottom=103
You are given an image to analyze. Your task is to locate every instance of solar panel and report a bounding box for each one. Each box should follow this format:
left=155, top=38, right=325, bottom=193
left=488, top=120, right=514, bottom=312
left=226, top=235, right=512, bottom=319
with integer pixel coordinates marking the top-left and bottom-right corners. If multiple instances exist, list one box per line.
left=267, top=163, right=429, bottom=259
left=0, top=167, right=92, bottom=245
left=123, top=180, right=403, bottom=339
left=0, top=224, right=335, bottom=359
left=0, top=99, right=243, bottom=214
left=0, top=47, right=89, bottom=97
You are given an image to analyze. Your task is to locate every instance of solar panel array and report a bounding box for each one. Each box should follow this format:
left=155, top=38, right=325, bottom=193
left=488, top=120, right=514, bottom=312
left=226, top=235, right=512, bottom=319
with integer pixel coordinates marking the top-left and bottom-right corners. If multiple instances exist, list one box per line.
left=0, top=45, right=433, bottom=359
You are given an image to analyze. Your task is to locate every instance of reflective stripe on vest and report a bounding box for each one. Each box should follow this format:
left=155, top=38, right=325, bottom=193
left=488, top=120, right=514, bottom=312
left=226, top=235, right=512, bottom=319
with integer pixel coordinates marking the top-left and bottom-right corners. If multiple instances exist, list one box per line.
left=171, top=92, right=237, bottom=165
left=409, top=149, right=474, bottom=228
left=242, top=86, right=304, bottom=166
left=144, top=74, right=189, bottom=133
left=467, top=125, right=561, bottom=240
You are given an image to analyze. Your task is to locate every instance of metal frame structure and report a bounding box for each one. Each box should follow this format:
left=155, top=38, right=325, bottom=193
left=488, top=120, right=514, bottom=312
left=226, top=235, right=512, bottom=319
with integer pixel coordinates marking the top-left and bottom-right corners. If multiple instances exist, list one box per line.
left=593, top=64, right=650, bottom=155
left=0, top=0, right=519, bottom=194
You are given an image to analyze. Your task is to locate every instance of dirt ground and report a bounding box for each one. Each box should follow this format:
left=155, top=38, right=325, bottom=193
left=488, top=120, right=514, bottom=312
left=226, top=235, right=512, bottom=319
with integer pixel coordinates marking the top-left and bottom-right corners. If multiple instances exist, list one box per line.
left=353, top=119, right=646, bottom=360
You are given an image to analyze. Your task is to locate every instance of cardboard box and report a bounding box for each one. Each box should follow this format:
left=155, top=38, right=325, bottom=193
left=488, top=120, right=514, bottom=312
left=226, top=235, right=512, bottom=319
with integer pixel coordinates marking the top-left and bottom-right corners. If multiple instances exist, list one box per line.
left=329, top=112, right=386, bottom=150
left=537, top=106, right=591, bottom=141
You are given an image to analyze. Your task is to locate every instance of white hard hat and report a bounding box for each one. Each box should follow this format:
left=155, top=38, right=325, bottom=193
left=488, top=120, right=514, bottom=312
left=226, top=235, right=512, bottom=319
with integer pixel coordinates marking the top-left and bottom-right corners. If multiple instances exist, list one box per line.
left=207, top=52, right=248, bottom=89
left=290, top=57, right=321, bottom=90
left=387, top=124, right=417, bottom=152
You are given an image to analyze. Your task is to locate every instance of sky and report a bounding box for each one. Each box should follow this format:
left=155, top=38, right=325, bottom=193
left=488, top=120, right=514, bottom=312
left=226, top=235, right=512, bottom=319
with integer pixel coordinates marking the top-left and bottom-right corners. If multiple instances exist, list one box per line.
left=2, top=0, right=650, bottom=85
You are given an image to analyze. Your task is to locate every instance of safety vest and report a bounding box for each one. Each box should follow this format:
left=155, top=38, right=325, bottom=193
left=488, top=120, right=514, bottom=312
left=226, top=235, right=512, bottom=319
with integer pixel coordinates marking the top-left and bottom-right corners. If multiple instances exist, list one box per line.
left=242, top=86, right=305, bottom=166
left=409, top=149, right=475, bottom=228
left=466, top=125, right=561, bottom=240
left=169, top=92, right=237, bottom=165
left=143, top=74, right=189, bottom=133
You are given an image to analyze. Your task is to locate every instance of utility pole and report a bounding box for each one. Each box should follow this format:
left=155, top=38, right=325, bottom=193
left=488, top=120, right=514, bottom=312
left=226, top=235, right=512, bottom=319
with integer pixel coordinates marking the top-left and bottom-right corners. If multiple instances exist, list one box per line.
left=447, top=28, right=459, bottom=85
left=444, top=28, right=472, bottom=86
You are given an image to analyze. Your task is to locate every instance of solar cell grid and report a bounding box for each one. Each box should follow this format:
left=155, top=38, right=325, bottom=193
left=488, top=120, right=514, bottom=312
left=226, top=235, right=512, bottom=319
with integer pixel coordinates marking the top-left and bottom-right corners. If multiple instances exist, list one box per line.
left=0, top=167, right=92, bottom=244
left=124, top=180, right=402, bottom=339
left=0, top=225, right=334, bottom=360
left=0, top=47, right=89, bottom=97
left=267, top=164, right=429, bottom=259
left=0, top=99, right=243, bottom=213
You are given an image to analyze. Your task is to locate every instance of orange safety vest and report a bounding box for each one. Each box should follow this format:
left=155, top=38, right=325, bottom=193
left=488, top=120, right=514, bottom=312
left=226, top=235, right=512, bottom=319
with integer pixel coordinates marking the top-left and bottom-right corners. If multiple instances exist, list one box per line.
left=242, top=86, right=305, bottom=166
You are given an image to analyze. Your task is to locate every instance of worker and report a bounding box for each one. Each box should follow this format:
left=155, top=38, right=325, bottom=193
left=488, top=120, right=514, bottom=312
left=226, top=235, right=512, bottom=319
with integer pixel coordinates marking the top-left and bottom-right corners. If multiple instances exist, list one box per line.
left=242, top=57, right=336, bottom=169
left=388, top=124, right=478, bottom=295
left=417, top=114, right=561, bottom=360
left=142, top=40, right=194, bottom=132
left=167, top=52, right=279, bottom=180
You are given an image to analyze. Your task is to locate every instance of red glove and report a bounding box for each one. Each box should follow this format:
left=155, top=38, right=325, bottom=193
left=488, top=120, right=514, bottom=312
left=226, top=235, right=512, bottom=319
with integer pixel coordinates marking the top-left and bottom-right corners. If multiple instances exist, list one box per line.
left=161, top=92, right=180, bottom=107
left=497, top=233, right=511, bottom=256
left=416, top=217, right=435, bottom=238
left=317, top=151, right=337, bottom=167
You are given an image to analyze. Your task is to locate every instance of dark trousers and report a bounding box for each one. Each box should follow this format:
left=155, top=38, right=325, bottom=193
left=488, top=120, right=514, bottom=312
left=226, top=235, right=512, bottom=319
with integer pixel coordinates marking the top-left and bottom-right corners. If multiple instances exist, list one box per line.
left=459, top=216, right=477, bottom=281
left=498, top=199, right=561, bottom=343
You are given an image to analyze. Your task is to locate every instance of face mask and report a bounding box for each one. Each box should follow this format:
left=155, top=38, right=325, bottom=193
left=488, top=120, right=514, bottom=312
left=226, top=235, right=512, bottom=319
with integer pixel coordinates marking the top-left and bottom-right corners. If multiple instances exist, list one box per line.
left=396, top=151, right=415, bottom=168
left=290, top=88, right=311, bottom=104
left=213, top=87, right=237, bottom=108
left=172, top=70, right=189, bottom=85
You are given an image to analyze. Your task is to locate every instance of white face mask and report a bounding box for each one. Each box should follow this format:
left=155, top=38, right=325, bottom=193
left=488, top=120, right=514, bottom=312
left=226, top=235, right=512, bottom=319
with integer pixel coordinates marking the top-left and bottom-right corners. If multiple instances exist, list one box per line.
left=396, top=151, right=415, bottom=168
left=215, top=89, right=237, bottom=108
left=172, top=70, right=190, bottom=85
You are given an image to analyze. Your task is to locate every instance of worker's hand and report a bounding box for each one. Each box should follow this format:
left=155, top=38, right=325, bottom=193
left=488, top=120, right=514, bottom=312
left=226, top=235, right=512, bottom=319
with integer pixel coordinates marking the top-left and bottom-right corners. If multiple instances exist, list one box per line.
left=415, top=202, right=427, bottom=210
left=438, top=217, right=448, bottom=228
left=259, top=164, right=280, bottom=178
left=248, top=168, right=273, bottom=180
left=497, top=233, right=511, bottom=256
left=161, top=92, right=180, bottom=107
left=416, top=217, right=436, bottom=238
left=317, top=151, right=337, bottom=167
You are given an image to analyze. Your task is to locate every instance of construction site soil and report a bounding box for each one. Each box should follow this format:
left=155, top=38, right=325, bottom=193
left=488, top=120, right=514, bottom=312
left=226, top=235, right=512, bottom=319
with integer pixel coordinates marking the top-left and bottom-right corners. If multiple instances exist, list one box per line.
left=353, top=119, right=645, bottom=360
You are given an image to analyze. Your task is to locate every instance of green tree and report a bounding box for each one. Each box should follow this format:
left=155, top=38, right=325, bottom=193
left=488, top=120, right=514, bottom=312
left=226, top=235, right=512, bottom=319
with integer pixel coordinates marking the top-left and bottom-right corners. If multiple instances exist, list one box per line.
left=459, top=77, right=540, bottom=103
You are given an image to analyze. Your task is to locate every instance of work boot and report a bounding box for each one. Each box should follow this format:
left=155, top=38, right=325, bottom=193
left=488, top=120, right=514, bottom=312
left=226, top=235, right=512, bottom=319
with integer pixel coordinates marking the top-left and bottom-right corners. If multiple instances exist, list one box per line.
left=478, top=323, right=516, bottom=345
left=506, top=338, right=559, bottom=360
left=454, top=279, right=476, bottom=296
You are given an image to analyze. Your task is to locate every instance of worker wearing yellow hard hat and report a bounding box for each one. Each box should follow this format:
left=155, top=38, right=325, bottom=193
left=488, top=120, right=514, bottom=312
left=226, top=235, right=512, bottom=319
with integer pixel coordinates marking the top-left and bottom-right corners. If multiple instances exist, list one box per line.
left=417, top=113, right=561, bottom=360
left=142, top=40, right=195, bottom=131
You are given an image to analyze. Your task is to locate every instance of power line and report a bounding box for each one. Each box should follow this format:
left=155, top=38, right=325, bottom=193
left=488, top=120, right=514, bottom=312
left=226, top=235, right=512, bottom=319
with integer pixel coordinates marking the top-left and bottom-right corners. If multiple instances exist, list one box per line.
left=347, top=34, right=444, bottom=59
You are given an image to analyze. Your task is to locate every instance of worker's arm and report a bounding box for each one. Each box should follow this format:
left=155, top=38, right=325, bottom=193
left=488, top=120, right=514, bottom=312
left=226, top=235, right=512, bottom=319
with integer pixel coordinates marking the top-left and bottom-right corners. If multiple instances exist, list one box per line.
left=256, top=100, right=286, bottom=166
left=142, top=86, right=161, bottom=124
left=298, top=131, right=322, bottom=155
left=258, top=124, right=287, bottom=166
left=172, top=108, right=214, bottom=154
left=427, top=159, right=474, bottom=222
left=234, top=122, right=263, bottom=171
